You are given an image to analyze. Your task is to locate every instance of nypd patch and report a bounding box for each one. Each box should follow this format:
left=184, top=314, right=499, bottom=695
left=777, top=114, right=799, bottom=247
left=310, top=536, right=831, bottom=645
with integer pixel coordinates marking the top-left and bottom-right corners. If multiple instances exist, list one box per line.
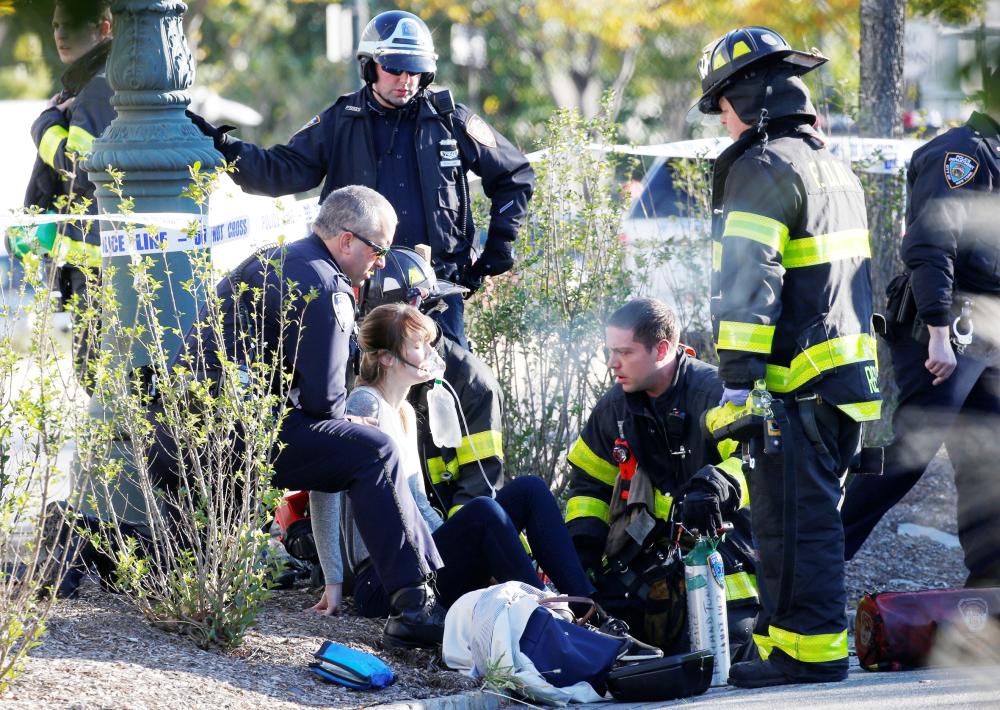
left=292, top=114, right=321, bottom=137
left=465, top=114, right=497, bottom=148
left=331, top=292, right=355, bottom=333
left=943, top=152, right=978, bottom=189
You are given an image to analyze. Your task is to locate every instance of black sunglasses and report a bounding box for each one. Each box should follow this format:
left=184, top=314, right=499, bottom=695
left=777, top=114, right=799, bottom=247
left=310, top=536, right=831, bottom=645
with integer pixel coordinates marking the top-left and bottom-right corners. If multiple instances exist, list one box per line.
left=379, top=64, right=418, bottom=77
left=345, top=229, right=390, bottom=259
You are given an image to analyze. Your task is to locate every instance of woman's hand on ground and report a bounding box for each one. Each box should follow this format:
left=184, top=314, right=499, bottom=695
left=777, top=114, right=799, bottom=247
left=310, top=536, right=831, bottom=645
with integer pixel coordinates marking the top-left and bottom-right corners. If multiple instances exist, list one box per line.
left=308, top=583, right=343, bottom=616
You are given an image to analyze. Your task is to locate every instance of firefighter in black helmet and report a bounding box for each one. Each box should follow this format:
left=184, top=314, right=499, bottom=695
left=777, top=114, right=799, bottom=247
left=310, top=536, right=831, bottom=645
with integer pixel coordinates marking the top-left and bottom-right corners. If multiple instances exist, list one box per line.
left=188, top=10, right=535, bottom=351
left=360, top=247, right=506, bottom=514
left=697, top=26, right=879, bottom=687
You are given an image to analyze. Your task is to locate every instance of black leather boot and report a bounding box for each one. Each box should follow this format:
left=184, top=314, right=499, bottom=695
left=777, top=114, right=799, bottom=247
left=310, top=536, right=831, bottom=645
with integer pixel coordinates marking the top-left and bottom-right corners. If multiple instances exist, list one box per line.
left=382, top=582, right=447, bottom=650
left=729, top=658, right=847, bottom=688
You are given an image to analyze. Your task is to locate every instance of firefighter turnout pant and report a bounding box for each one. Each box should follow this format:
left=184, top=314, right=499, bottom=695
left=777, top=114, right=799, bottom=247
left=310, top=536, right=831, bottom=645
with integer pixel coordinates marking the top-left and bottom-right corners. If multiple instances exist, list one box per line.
left=748, top=396, right=860, bottom=681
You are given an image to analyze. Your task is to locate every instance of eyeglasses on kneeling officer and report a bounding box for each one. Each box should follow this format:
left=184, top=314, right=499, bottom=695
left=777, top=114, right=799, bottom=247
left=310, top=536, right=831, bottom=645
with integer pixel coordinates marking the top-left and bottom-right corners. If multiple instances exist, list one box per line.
left=344, top=228, right=390, bottom=259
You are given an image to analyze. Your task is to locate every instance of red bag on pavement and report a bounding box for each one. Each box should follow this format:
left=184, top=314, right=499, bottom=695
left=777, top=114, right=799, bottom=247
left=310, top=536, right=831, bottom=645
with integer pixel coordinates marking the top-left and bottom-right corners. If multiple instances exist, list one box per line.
left=855, top=588, right=1000, bottom=671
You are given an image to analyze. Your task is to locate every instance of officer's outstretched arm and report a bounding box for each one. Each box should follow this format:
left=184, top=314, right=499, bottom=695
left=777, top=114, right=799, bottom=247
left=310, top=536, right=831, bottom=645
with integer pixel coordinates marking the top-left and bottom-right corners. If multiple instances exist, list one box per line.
left=192, top=111, right=330, bottom=198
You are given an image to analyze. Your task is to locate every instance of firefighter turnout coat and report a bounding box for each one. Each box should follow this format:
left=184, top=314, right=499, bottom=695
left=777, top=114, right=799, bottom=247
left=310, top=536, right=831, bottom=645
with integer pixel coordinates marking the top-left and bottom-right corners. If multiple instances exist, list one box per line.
left=710, top=120, right=881, bottom=422
left=710, top=119, right=879, bottom=681
left=564, top=351, right=757, bottom=606
left=411, top=334, right=504, bottom=517
left=26, top=39, right=113, bottom=268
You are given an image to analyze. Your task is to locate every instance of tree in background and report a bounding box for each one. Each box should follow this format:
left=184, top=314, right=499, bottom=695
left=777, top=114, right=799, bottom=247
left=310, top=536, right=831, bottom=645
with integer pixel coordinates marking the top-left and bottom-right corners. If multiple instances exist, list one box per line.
left=402, top=0, right=862, bottom=145
left=2, top=0, right=873, bottom=149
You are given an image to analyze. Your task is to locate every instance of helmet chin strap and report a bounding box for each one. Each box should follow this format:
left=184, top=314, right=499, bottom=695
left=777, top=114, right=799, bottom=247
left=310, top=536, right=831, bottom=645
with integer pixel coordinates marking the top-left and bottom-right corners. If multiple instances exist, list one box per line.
left=756, top=106, right=770, bottom=147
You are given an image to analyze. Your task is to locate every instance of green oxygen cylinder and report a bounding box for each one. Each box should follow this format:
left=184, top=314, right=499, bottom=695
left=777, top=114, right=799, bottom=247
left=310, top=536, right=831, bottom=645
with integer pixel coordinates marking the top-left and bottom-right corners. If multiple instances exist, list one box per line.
left=684, top=535, right=730, bottom=686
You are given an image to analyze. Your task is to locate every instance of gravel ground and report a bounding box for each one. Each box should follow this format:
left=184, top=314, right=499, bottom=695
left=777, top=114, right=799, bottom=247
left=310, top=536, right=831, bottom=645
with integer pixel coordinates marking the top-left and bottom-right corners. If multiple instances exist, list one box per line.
left=4, top=586, right=476, bottom=709
left=4, top=452, right=968, bottom=709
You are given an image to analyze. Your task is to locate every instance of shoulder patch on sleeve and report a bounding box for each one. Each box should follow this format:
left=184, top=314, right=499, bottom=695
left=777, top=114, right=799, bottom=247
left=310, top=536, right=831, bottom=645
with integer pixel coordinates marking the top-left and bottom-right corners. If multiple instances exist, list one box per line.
left=944, top=152, right=979, bottom=189
left=292, top=115, right=321, bottom=137
left=464, top=114, right=497, bottom=149
left=331, top=291, right=355, bottom=332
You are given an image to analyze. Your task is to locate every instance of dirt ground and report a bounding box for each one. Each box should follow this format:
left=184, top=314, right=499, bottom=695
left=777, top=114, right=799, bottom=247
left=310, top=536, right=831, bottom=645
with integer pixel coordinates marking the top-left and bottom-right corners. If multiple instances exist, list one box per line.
left=3, top=586, right=476, bottom=709
left=4, top=453, right=968, bottom=709
left=845, top=452, right=968, bottom=606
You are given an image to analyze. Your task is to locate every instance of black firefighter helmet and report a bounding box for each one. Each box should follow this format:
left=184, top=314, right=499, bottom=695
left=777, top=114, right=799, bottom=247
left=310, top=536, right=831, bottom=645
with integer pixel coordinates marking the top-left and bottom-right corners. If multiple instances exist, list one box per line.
left=696, top=26, right=827, bottom=115
left=359, top=246, right=467, bottom=317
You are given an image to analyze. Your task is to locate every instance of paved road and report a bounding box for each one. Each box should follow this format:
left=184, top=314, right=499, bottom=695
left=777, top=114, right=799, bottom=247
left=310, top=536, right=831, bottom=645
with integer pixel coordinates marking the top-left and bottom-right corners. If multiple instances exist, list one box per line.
left=380, top=663, right=1000, bottom=709
left=580, top=663, right=1000, bottom=709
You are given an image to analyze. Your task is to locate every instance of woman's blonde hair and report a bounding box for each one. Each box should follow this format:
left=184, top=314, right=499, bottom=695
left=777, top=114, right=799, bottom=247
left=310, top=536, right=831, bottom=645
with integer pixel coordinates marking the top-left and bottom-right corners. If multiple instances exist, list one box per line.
left=357, top=303, right=437, bottom=385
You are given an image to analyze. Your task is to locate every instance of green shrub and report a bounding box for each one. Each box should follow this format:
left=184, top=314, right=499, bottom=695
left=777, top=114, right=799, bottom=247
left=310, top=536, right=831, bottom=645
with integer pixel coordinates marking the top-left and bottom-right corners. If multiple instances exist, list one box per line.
left=467, top=97, right=634, bottom=494
left=0, top=252, right=90, bottom=692
left=77, top=164, right=300, bottom=649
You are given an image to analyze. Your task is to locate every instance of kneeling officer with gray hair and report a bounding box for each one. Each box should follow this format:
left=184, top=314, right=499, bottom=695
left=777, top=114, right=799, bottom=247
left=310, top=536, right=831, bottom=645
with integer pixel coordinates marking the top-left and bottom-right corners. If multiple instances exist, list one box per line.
left=150, top=185, right=447, bottom=649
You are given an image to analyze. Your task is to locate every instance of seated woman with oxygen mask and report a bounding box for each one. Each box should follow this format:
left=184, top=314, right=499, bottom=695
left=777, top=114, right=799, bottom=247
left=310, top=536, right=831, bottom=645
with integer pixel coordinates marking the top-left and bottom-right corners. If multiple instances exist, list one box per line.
left=308, top=303, right=631, bottom=626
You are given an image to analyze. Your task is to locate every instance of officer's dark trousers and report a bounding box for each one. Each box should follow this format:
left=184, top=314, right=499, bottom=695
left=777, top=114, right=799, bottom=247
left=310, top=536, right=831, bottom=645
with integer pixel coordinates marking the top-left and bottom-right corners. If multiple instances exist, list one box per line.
left=749, top=397, right=860, bottom=681
left=842, top=335, right=1000, bottom=585
left=273, top=409, right=443, bottom=593
left=149, top=407, right=443, bottom=596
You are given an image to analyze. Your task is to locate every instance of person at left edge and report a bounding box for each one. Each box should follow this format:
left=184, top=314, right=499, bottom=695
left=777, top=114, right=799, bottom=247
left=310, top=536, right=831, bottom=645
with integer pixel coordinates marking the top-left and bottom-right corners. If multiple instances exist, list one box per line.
left=187, top=10, right=535, bottom=349
left=151, top=186, right=447, bottom=650
left=18, top=0, right=114, bottom=386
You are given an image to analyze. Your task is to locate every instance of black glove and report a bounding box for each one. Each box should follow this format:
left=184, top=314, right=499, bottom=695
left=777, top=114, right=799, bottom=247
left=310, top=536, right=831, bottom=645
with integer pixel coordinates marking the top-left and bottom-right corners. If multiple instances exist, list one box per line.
left=681, top=481, right=724, bottom=537
left=457, top=267, right=484, bottom=297
left=185, top=110, right=237, bottom=156
left=470, top=242, right=514, bottom=274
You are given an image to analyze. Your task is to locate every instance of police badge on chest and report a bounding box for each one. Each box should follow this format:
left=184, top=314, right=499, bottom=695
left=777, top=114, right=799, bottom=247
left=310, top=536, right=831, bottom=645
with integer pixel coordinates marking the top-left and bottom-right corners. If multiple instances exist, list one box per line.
left=439, top=138, right=461, bottom=168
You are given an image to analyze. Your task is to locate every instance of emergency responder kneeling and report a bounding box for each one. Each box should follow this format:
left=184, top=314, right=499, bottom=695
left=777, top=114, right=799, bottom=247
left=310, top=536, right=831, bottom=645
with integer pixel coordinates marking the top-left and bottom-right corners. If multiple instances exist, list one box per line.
left=188, top=10, right=534, bottom=350
left=565, top=298, right=760, bottom=662
left=148, top=186, right=448, bottom=650
left=697, top=27, right=880, bottom=687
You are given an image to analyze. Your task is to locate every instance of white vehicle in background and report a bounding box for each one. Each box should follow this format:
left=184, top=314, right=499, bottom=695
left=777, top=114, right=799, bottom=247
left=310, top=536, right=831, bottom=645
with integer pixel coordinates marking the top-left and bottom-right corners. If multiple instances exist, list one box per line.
left=621, top=136, right=925, bottom=339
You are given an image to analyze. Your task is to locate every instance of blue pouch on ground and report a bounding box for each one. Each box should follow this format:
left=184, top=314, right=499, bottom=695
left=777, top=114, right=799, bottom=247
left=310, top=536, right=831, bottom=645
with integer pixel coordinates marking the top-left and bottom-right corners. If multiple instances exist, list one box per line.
left=309, top=640, right=396, bottom=689
left=518, top=607, right=626, bottom=691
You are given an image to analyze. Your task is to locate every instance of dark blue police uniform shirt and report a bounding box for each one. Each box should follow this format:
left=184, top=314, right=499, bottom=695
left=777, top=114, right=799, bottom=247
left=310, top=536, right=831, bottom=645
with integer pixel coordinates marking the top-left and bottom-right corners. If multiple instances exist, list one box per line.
left=190, top=233, right=355, bottom=421
left=369, top=97, right=426, bottom=249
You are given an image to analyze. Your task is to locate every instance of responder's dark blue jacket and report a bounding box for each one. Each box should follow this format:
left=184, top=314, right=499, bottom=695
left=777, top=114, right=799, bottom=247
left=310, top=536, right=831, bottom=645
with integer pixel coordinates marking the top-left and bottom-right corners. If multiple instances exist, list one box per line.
left=902, top=111, right=1000, bottom=327
left=26, top=39, right=114, bottom=267
left=710, top=120, right=881, bottom=423
left=215, top=86, right=535, bottom=281
left=187, top=234, right=356, bottom=419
